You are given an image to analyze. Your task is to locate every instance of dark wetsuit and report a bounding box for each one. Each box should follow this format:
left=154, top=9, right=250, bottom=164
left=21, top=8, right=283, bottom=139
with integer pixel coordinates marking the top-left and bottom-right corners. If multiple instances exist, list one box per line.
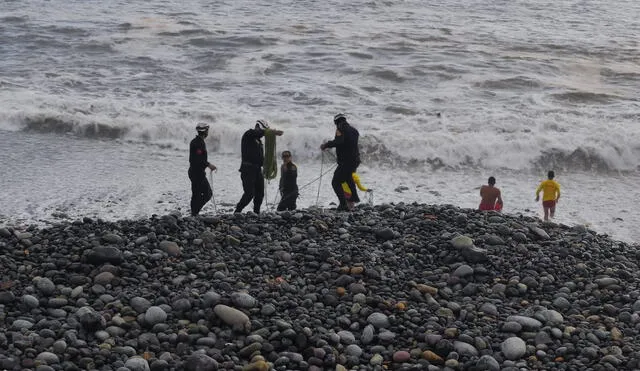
left=188, top=135, right=212, bottom=216
left=325, top=121, right=361, bottom=209
left=277, top=162, right=298, bottom=211
left=235, top=128, right=265, bottom=213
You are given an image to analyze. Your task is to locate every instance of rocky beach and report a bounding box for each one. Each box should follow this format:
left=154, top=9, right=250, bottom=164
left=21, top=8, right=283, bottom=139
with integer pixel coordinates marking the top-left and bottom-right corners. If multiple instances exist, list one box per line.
left=1, top=203, right=640, bottom=371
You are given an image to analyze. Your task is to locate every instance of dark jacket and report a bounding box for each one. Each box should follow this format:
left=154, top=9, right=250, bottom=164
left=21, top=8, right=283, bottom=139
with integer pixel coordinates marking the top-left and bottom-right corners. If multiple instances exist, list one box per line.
left=279, top=162, right=298, bottom=194
left=240, top=128, right=265, bottom=170
left=189, top=135, right=209, bottom=173
left=325, top=122, right=360, bottom=167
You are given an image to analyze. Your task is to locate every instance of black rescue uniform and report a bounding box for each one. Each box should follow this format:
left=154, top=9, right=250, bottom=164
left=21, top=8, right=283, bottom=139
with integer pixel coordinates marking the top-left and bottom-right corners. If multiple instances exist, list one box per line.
left=235, top=128, right=265, bottom=213
left=277, top=162, right=298, bottom=211
left=325, top=120, right=361, bottom=209
left=188, top=135, right=212, bottom=216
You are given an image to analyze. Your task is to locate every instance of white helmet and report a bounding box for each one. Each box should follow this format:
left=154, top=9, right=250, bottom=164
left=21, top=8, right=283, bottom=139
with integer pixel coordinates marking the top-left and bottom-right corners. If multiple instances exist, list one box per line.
left=196, top=122, right=210, bottom=132
left=256, top=119, right=269, bottom=129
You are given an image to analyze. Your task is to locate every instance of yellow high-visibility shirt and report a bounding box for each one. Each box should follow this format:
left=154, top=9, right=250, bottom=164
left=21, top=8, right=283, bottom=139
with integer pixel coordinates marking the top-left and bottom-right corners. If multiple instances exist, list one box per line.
left=536, top=179, right=560, bottom=201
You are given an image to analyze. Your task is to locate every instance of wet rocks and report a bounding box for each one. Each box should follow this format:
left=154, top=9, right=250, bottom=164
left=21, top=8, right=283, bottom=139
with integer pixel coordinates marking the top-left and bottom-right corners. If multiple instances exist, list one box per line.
left=1, top=203, right=640, bottom=370
left=501, top=337, right=526, bottom=360
left=214, top=304, right=250, bottom=332
left=85, top=246, right=123, bottom=265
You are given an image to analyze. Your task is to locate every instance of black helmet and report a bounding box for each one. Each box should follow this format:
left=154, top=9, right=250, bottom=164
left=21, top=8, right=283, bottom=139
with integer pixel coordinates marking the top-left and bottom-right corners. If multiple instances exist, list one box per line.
left=333, top=113, right=347, bottom=124
left=196, top=122, right=210, bottom=132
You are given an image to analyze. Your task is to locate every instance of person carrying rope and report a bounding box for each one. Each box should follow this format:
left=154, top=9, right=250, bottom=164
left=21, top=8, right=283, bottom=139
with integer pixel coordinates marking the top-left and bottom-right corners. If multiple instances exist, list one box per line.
left=320, top=113, right=361, bottom=211
left=277, top=150, right=299, bottom=211
left=189, top=123, right=217, bottom=216
left=234, top=120, right=283, bottom=214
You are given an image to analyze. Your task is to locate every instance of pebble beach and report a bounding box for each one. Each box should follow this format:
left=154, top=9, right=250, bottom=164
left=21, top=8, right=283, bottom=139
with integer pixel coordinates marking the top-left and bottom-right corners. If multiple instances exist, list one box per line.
left=1, top=204, right=640, bottom=371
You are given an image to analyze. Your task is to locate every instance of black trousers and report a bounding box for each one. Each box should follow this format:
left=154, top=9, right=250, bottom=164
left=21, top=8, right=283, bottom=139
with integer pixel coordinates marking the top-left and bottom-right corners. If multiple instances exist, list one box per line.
left=188, top=169, right=212, bottom=216
left=331, top=163, right=359, bottom=207
left=277, top=191, right=298, bottom=211
left=235, top=166, right=264, bottom=213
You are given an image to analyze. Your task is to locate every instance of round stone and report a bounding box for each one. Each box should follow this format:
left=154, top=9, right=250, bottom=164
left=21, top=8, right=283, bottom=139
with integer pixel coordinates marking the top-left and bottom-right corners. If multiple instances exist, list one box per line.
left=501, top=337, right=526, bottom=360
left=367, top=312, right=390, bottom=329
left=144, top=306, right=167, bottom=326
left=125, top=356, right=150, bottom=371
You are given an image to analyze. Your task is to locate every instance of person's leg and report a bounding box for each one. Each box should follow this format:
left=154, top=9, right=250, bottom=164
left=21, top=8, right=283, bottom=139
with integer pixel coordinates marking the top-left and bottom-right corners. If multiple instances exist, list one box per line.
left=192, top=177, right=208, bottom=215
left=543, top=206, right=549, bottom=221
left=253, top=170, right=265, bottom=214
left=346, top=166, right=360, bottom=203
left=550, top=203, right=556, bottom=219
left=201, top=176, right=213, bottom=210
left=235, top=169, right=256, bottom=213
left=189, top=170, right=200, bottom=216
left=331, top=165, right=350, bottom=209
left=277, top=192, right=295, bottom=211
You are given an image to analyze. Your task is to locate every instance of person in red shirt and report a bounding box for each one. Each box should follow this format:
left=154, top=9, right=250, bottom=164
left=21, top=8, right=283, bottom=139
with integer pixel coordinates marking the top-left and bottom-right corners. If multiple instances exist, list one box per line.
left=479, top=176, right=503, bottom=211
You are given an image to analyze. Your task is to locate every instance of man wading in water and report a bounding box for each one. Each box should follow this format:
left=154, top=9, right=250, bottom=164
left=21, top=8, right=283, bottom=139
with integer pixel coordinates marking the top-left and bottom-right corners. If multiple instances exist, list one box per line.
left=188, top=123, right=217, bottom=216
left=321, top=113, right=361, bottom=211
left=479, top=176, right=503, bottom=211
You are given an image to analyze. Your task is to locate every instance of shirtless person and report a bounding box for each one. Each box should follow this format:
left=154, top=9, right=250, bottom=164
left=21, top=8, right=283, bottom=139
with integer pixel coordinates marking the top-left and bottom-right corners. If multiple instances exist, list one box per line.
left=479, top=176, right=503, bottom=211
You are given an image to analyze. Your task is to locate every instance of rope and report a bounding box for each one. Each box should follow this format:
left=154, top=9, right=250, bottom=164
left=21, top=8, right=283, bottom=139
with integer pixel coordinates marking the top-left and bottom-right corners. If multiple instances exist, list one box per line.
left=209, top=171, right=217, bottom=213
left=262, top=129, right=278, bottom=180
left=316, top=151, right=325, bottom=207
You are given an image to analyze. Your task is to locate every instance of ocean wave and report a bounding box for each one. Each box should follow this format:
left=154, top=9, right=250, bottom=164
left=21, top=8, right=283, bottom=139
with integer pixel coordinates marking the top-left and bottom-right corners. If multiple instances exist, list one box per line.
left=1, top=16, right=28, bottom=23
left=74, top=41, right=116, bottom=53
left=366, top=68, right=405, bottom=83
left=44, top=25, right=90, bottom=37
left=158, top=28, right=212, bottom=37
left=477, top=76, right=543, bottom=90
left=188, top=35, right=279, bottom=49
left=551, top=91, right=622, bottom=104
left=20, top=116, right=128, bottom=140
left=533, top=147, right=637, bottom=173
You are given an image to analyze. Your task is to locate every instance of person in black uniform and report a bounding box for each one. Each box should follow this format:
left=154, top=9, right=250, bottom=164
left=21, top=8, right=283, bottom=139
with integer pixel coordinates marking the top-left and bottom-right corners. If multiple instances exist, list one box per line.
left=277, top=150, right=298, bottom=211
left=320, top=113, right=361, bottom=211
left=189, top=123, right=217, bottom=216
left=234, top=120, right=283, bottom=214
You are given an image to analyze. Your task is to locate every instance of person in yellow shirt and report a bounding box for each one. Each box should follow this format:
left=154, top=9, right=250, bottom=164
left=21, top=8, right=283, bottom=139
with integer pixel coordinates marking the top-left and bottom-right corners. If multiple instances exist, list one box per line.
left=535, top=170, right=561, bottom=221
left=341, top=173, right=371, bottom=210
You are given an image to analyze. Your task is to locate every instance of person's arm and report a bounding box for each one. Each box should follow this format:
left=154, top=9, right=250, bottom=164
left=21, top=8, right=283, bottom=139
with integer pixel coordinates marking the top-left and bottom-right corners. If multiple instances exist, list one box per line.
left=290, top=163, right=298, bottom=189
left=321, top=129, right=343, bottom=149
left=192, top=140, right=215, bottom=170
left=279, top=165, right=285, bottom=193
left=497, top=189, right=503, bottom=206
left=555, top=182, right=561, bottom=201
left=535, top=182, right=543, bottom=201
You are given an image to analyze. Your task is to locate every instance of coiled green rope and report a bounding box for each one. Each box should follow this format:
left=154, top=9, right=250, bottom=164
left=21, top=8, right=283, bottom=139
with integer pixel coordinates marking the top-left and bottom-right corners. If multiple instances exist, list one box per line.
left=262, top=129, right=278, bottom=180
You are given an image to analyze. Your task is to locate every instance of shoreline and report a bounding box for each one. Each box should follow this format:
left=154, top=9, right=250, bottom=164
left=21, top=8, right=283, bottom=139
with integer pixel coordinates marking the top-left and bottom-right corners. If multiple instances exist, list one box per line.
left=1, top=203, right=640, bottom=370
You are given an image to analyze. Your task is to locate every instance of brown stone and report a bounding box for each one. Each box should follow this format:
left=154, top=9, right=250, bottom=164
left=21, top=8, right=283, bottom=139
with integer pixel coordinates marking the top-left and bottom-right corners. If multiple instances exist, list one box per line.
left=423, top=350, right=443, bottom=364
left=416, top=284, right=438, bottom=295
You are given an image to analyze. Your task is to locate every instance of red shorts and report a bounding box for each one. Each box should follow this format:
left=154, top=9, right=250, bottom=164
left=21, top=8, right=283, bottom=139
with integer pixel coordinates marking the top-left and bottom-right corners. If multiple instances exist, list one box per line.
left=542, top=200, right=556, bottom=208
left=479, top=202, right=502, bottom=211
